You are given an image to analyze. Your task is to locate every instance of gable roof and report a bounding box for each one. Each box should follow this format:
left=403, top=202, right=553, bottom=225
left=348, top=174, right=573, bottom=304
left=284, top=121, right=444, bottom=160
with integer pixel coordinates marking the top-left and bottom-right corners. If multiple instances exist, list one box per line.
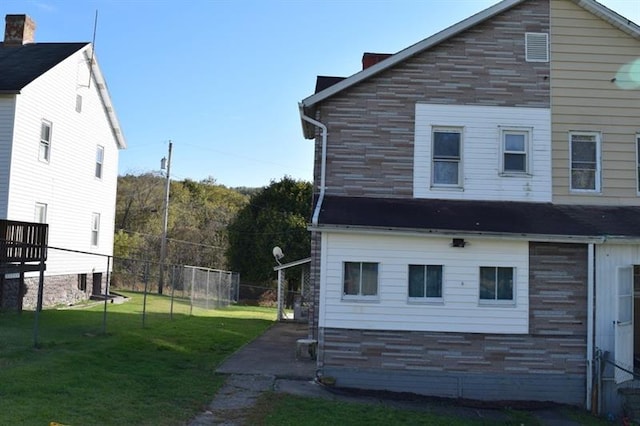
left=0, top=42, right=126, bottom=149
left=0, top=42, right=88, bottom=92
left=315, top=195, right=640, bottom=242
left=299, top=0, right=640, bottom=138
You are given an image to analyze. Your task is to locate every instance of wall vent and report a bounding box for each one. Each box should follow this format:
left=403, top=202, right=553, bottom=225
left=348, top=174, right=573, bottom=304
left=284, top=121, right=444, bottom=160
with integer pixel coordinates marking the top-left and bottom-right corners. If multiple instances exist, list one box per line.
left=525, top=32, right=549, bottom=62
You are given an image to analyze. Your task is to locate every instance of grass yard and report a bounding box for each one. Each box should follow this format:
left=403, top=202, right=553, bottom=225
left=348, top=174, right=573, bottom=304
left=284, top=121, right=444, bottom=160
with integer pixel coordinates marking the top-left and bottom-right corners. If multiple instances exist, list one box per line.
left=248, top=393, right=610, bottom=426
left=0, top=291, right=275, bottom=425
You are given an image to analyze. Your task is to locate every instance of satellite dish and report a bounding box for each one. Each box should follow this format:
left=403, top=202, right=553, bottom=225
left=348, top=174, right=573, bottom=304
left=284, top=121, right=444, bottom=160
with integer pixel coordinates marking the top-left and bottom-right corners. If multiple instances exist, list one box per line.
left=272, top=246, right=284, bottom=264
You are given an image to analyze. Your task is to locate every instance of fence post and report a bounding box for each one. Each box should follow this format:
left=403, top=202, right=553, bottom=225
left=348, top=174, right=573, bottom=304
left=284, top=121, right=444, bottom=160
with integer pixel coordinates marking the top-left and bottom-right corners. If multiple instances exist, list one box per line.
left=102, top=255, right=111, bottom=334
left=189, top=266, right=195, bottom=316
left=170, top=264, right=175, bottom=320
left=142, top=261, right=149, bottom=327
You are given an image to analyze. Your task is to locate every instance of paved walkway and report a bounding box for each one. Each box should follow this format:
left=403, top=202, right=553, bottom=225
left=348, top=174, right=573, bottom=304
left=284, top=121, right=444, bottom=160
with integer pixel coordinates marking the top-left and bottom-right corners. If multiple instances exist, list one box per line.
left=188, top=321, right=584, bottom=426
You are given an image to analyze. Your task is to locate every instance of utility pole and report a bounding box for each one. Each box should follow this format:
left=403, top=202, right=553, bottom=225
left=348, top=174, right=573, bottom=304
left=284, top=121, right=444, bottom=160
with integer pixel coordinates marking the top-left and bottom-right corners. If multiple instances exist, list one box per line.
left=158, top=141, right=172, bottom=295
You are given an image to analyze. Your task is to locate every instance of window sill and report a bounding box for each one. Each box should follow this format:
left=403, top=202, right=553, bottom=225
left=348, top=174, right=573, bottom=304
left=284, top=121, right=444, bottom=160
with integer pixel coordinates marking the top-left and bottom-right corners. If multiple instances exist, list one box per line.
left=430, top=185, right=464, bottom=192
left=569, top=190, right=601, bottom=195
left=499, top=172, right=532, bottom=178
left=478, top=300, right=516, bottom=307
left=408, top=298, right=444, bottom=305
left=341, top=295, right=380, bottom=303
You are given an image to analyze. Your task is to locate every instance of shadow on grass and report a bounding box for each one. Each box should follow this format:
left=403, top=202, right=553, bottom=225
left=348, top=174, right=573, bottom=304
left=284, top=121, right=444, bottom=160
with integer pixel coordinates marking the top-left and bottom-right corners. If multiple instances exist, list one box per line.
left=0, top=292, right=275, bottom=425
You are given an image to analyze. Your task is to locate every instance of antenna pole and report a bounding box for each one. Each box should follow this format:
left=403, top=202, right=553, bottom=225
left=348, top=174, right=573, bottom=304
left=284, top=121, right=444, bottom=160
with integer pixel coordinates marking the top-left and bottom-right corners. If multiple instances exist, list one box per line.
left=87, top=10, right=98, bottom=88
left=159, top=141, right=173, bottom=295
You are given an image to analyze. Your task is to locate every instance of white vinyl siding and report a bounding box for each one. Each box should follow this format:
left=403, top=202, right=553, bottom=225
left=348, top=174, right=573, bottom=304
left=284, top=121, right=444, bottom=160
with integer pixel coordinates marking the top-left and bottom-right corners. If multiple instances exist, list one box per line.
left=319, top=232, right=529, bottom=334
left=414, top=104, right=551, bottom=201
left=6, top=46, right=121, bottom=276
left=569, top=132, right=600, bottom=192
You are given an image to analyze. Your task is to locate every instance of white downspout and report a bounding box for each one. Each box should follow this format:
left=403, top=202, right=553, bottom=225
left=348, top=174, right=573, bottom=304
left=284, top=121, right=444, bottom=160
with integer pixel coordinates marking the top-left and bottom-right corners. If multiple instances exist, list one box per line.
left=586, top=243, right=595, bottom=411
left=298, top=103, right=327, bottom=226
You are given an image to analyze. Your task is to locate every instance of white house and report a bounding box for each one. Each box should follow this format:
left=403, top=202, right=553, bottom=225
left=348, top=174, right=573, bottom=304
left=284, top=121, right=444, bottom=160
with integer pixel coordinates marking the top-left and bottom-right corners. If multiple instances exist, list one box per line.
left=0, top=14, right=126, bottom=308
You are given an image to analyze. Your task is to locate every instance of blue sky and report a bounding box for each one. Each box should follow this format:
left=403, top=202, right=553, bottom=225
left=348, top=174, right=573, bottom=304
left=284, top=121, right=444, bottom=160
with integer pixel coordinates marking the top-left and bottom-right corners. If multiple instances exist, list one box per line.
left=3, top=0, right=639, bottom=188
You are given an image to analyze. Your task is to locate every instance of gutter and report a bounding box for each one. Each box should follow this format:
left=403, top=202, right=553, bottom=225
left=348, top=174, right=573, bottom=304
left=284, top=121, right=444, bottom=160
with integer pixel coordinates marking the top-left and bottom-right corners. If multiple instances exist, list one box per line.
left=298, top=103, right=327, bottom=226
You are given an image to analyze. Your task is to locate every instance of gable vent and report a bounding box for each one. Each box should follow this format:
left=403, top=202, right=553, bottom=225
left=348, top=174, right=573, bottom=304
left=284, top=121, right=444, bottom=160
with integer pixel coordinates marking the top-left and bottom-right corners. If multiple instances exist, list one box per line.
left=525, top=32, right=549, bottom=62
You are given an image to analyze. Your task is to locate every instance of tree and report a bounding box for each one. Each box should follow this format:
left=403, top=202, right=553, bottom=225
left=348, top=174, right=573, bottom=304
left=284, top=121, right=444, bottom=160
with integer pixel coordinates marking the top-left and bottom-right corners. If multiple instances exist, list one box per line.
left=226, top=176, right=312, bottom=283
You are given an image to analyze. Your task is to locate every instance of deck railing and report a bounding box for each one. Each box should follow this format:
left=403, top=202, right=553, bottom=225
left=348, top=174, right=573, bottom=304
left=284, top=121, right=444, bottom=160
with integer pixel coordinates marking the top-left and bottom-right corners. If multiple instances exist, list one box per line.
left=0, top=219, right=48, bottom=265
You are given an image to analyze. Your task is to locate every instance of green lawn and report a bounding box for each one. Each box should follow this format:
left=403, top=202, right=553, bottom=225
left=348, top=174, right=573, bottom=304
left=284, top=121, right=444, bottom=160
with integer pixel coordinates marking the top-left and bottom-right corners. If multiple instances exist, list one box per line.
left=248, top=393, right=610, bottom=426
left=0, top=291, right=275, bottom=425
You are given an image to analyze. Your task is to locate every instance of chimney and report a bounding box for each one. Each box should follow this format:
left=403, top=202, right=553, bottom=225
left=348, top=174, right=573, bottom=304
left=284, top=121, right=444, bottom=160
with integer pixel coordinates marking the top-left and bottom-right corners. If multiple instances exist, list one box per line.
left=362, top=52, right=392, bottom=70
left=4, top=14, right=36, bottom=46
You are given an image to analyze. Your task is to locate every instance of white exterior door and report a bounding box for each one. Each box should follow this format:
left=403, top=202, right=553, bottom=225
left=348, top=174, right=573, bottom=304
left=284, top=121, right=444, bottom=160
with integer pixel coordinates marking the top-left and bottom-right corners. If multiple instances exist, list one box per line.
left=615, top=266, right=634, bottom=384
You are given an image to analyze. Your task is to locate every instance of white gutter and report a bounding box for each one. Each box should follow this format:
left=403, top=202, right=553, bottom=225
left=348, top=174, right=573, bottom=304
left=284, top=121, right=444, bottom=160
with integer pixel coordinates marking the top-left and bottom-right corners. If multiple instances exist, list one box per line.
left=586, top=243, right=595, bottom=411
left=298, top=103, right=327, bottom=226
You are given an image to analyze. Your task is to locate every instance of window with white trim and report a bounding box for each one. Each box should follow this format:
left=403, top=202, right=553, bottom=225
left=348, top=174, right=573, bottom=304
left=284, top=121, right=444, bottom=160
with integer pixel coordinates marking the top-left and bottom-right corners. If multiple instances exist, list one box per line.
left=91, top=212, right=100, bottom=246
left=636, top=134, right=640, bottom=194
left=39, top=120, right=52, bottom=162
left=479, top=266, right=515, bottom=303
left=501, top=128, right=530, bottom=174
left=432, top=128, right=462, bottom=187
left=408, top=264, right=443, bottom=300
left=95, top=145, right=104, bottom=179
left=343, top=262, right=378, bottom=298
left=34, top=202, right=47, bottom=224
left=570, top=132, right=600, bottom=192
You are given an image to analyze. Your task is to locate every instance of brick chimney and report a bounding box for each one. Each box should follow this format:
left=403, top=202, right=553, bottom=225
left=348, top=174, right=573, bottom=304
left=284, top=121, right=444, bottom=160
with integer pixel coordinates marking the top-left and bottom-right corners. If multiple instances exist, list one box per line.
left=4, top=14, right=36, bottom=46
left=362, top=52, right=392, bottom=70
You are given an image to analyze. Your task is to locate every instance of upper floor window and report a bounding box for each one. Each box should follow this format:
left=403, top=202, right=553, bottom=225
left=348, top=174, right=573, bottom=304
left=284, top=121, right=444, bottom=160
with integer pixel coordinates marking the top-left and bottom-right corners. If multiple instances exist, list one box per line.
left=95, top=145, right=104, bottom=179
left=408, top=264, right=443, bottom=301
left=91, top=212, right=100, bottom=246
left=34, top=202, right=47, bottom=223
left=39, top=120, right=52, bottom=162
left=343, top=261, right=378, bottom=299
left=570, top=132, right=600, bottom=192
left=479, top=266, right=515, bottom=304
left=432, top=128, right=462, bottom=187
left=501, top=128, right=530, bottom=174
left=636, top=134, right=640, bottom=194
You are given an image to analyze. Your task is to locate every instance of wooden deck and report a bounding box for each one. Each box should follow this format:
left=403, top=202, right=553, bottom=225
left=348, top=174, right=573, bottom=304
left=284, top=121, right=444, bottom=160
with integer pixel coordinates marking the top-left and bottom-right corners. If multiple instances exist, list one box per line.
left=0, top=219, right=48, bottom=273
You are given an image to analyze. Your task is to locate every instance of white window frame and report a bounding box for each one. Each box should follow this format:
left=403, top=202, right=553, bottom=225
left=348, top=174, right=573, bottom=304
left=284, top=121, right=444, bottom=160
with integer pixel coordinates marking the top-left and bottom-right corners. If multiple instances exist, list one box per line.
left=34, top=202, right=47, bottom=224
left=479, top=266, right=516, bottom=306
left=95, top=145, right=104, bottom=179
left=569, top=131, right=601, bottom=193
left=39, top=120, right=52, bottom=163
left=431, top=127, right=463, bottom=188
left=408, top=264, right=443, bottom=303
left=499, top=127, right=531, bottom=175
left=342, top=261, right=379, bottom=301
left=636, top=134, right=640, bottom=195
left=91, top=212, right=100, bottom=247
left=525, top=32, right=549, bottom=62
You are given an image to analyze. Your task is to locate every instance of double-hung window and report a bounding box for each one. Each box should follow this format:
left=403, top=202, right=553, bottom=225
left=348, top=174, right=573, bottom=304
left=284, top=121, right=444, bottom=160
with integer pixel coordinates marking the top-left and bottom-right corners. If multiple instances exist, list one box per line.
left=39, top=120, right=52, bottom=162
left=636, top=134, right=640, bottom=194
left=343, top=262, right=378, bottom=299
left=501, top=128, right=530, bottom=174
left=95, top=145, right=104, bottom=179
left=408, top=264, right=443, bottom=301
left=91, top=213, right=100, bottom=246
left=34, top=203, right=47, bottom=223
left=570, top=132, right=600, bottom=192
left=432, top=128, right=462, bottom=186
left=479, top=266, right=515, bottom=304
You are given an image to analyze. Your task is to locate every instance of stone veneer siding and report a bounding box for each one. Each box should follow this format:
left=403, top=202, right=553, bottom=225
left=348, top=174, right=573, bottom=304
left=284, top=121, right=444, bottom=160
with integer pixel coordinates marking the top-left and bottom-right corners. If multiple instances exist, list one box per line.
left=312, top=0, right=550, bottom=199
left=318, top=242, right=588, bottom=405
left=0, top=273, right=103, bottom=310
